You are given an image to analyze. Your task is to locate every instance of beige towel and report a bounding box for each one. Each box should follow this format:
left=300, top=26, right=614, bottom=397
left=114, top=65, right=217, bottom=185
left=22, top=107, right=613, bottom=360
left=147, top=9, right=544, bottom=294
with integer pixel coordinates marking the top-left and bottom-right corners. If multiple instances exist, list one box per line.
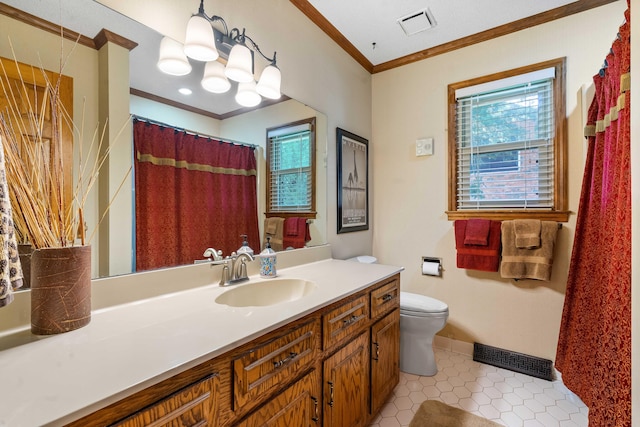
left=500, top=221, right=558, bottom=281
left=263, top=217, right=284, bottom=252
left=514, top=219, right=541, bottom=248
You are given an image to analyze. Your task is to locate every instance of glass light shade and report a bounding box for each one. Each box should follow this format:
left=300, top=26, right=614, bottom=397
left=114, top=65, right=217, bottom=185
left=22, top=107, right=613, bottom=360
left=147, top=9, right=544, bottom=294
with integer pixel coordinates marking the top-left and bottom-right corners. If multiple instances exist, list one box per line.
left=201, top=61, right=231, bottom=93
left=157, top=37, right=192, bottom=76
left=224, top=44, right=254, bottom=83
left=256, top=65, right=281, bottom=99
left=184, top=15, right=219, bottom=62
left=235, top=81, right=262, bottom=107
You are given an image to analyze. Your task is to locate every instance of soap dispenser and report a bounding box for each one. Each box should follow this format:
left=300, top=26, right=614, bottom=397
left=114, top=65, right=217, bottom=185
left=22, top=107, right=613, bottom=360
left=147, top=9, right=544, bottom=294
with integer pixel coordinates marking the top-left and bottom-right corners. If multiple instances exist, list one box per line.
left=237, top=234, right=254, bottom=256
left=259, top=237, right=277, bottom=278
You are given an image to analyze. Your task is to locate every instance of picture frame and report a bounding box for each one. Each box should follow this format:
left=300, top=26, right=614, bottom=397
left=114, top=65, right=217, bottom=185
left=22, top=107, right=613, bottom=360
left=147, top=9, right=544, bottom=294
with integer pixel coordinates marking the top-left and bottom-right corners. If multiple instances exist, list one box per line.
left=337, top=128, right=369, bottom=233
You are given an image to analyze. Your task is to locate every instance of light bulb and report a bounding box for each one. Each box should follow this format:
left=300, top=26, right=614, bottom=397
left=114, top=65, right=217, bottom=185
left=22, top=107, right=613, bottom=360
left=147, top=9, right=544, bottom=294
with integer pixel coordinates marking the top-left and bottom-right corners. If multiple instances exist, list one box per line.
left=157, top=37, right=192, bottom=76
left=225, top=44, right=254, bottom=83
left=256, top=65, right=281, bottom=99
left=235, top=81, right=262, bottom=107
left=184, top=15, right=219, bottom=62
left=201, top=61, right=231, bottom=93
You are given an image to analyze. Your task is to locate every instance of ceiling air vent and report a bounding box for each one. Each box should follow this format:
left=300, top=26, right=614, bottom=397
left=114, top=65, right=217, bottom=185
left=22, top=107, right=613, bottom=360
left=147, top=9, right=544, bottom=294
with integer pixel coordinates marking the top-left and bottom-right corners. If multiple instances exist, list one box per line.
left=397, top=8, right=437, bottom=36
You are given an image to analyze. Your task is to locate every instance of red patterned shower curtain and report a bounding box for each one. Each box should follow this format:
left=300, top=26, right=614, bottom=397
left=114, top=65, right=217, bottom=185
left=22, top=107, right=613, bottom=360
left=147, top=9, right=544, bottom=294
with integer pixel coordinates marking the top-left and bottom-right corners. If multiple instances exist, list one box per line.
left=555, top=5, right=630, bottom=427
left=133, top=120, right=260, bottom=271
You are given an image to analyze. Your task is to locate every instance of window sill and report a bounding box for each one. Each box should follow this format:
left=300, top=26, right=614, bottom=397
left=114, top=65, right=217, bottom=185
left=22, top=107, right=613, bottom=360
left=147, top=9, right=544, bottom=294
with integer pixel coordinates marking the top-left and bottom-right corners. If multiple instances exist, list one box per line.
left=446, top=210, right=571, bottom=222
left=265, top=211, right=317, bottom=219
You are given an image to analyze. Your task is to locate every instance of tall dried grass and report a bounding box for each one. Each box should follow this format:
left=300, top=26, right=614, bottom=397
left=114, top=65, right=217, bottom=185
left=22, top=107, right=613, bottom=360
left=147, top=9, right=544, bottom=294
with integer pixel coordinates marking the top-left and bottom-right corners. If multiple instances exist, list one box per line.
left=0, top=45, right=131, bottom=249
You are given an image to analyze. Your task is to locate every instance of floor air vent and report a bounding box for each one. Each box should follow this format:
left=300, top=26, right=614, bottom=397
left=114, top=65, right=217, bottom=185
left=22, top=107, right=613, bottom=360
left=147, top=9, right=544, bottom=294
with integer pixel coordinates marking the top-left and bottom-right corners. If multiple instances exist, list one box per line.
left=473, top=342, right=554, bottom=381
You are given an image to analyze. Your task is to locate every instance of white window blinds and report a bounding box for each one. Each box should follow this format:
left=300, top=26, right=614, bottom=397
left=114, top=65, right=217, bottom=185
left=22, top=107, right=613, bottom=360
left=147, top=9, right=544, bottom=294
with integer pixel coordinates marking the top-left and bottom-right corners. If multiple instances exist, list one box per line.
left=455, top=71, right=555, bottom=210
left=268, top=126, right=312, bottom=212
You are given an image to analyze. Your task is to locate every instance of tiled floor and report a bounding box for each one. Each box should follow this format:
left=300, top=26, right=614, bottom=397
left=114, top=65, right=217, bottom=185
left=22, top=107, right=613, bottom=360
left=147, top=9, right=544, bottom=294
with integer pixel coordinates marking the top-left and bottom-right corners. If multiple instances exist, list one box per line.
left=369, top=348, right=589, bottom=427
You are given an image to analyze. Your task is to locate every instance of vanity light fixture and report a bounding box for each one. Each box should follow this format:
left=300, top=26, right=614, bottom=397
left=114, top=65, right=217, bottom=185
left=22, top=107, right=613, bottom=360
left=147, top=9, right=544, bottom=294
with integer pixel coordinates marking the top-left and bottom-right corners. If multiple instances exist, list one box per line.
left=157, top=0, right=281, bottom=108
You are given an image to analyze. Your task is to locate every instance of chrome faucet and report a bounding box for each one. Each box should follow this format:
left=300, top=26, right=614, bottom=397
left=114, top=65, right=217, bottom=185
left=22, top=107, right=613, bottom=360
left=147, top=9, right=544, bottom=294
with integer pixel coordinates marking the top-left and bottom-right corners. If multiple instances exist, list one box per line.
left=211, top=252, right=255, bottom=286
left=203, top=248, right=223, bottom=261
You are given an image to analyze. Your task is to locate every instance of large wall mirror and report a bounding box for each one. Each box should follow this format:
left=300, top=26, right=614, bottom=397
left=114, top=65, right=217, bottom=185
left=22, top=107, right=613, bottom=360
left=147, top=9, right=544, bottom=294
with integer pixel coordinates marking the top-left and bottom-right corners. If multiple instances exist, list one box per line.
left=0, top=0, right=328, bottom=282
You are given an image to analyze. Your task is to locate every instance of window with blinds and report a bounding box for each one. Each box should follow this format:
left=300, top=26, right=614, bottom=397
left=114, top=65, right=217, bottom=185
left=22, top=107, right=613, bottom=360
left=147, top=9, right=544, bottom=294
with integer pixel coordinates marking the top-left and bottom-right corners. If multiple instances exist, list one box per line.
left=447, top=58, right=568, bottom=220
left=266, top=118, right=316, bottom=216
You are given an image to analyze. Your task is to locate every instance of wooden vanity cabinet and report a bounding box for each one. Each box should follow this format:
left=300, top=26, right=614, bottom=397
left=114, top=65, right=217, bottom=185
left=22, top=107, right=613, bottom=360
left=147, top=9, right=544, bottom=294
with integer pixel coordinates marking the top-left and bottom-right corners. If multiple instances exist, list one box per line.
left=322, top=331, right=369, bottom=427
left=65, top=273, right=400, bottom=427
left=370, top=309, right=400, bottom=415
left=112, top=374, right=218, bottom=427
left=235, top=369, right=320, bottom=427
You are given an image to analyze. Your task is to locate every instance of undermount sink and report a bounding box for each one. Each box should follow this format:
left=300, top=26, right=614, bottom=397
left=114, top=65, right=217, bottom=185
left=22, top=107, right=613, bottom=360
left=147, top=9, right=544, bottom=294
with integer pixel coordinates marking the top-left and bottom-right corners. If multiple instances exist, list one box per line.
left=215, top=278, right=317, bottom=307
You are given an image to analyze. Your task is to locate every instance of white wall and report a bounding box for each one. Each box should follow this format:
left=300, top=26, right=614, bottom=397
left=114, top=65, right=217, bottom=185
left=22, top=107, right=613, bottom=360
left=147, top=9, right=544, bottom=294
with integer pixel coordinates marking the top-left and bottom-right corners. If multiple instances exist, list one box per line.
left=371, top=2, right=628, bottom=361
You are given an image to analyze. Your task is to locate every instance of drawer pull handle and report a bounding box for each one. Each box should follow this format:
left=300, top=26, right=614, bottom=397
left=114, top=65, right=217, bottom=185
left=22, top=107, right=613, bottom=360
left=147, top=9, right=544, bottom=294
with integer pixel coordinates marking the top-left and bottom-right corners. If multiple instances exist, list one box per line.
left=382, top=293, right=394, bottom=302
left=327, top=381, right=334, bottom=407
left=342, top=314, right=360, bottom=326
left=311, top=396, right=319, bottom=422
left=273, top=351, right=298, bottom=368
left=372, top=342, right=380, bottom=361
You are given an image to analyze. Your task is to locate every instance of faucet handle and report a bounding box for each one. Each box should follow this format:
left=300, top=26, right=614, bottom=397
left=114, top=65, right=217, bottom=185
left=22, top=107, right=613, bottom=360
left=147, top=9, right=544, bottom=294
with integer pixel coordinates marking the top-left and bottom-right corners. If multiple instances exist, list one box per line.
left=204, top=248, right=223, bottom=261
left=219, top=261, right=231, bottom=286
left=238, top=259, right=248, bottom=280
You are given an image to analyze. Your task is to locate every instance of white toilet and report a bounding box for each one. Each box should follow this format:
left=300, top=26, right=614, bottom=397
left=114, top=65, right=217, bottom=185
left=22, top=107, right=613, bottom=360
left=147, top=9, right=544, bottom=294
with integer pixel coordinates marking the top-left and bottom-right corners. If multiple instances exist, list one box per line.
left=399, top=292, right=449, bottom=376
left=346, top=256, right=449, bottom=376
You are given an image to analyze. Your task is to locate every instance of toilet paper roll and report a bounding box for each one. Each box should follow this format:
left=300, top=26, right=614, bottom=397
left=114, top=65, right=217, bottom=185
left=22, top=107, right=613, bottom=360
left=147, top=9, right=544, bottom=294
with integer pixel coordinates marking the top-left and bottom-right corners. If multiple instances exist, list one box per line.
left=422, top=260, right=440, bottom=276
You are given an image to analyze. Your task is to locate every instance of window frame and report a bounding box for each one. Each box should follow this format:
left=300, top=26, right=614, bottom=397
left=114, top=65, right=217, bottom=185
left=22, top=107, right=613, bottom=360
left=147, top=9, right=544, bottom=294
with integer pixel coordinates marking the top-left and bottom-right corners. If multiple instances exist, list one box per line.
left=265, top=117, right=317, bottom=219
left=446, top=57, right=569, bottom=222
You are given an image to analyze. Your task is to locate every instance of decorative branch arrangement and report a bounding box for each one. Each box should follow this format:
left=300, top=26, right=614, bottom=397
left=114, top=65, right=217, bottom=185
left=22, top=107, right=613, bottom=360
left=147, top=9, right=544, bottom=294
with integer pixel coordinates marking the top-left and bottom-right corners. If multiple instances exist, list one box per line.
left=0, top=44, right=131, bottom=249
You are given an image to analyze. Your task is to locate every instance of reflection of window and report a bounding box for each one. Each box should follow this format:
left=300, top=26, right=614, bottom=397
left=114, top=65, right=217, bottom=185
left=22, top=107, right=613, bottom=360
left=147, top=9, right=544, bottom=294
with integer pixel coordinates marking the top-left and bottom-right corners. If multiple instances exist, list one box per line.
left=447, top=58, right=568, bottom=221
left=266, top=117, right=316, bottom=218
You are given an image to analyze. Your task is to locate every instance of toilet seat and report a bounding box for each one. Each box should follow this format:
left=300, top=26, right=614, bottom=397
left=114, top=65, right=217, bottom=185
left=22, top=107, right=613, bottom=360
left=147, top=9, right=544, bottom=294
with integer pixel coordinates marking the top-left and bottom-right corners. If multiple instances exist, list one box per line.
left=400, top=292, right=448, bottom=317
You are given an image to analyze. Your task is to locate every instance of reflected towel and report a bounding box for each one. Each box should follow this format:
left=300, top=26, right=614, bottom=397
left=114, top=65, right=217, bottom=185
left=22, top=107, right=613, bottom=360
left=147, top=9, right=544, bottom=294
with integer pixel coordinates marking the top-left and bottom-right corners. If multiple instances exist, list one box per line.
left=464, top=219, right=491, bottom=246
left=283, top=217, right=310, bottom=249
left=514, top=219, right=541, bottom=249
left=455, top=220, right=502, bottom=272
left=500, top=221, right=558, bottom=281
left=263, top=217, right=285, bottom=251
left=0, top=144, right=23, bottom=308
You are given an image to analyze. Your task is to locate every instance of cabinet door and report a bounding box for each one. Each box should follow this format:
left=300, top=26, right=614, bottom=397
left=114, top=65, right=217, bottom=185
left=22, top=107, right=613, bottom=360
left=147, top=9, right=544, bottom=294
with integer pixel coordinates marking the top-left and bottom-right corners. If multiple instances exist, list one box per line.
left=323, top=332, right=369, bottom=427
left=370, top=309, right=400, bottom=415
left=112, top=374, right=219, bottom=427
left=236, top=370, right=320, bottom=427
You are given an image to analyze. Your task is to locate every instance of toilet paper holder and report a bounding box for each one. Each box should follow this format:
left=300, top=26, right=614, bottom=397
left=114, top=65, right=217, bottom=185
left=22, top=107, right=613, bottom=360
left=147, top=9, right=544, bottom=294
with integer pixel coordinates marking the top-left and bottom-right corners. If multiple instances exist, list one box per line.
left=422, top=257, right=443, bottom=277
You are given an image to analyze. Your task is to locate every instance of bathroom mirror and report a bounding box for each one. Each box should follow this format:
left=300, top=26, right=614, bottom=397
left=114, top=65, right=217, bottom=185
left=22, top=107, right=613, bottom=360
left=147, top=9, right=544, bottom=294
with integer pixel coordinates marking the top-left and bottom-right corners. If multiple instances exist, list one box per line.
left=0, top=0, right=328, bottom=280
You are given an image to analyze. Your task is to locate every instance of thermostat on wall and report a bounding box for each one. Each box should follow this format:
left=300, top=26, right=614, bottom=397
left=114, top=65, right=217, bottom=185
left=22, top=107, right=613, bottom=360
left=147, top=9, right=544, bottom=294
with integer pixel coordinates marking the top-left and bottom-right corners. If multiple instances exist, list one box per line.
left=416, top=138, right=433, bottom=156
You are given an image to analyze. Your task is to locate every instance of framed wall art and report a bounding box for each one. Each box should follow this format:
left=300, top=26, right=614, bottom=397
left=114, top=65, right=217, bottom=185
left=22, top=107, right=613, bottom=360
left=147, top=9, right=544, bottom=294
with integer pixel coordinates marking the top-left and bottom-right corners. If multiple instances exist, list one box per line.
left=337, top=128, right=369, bottom=233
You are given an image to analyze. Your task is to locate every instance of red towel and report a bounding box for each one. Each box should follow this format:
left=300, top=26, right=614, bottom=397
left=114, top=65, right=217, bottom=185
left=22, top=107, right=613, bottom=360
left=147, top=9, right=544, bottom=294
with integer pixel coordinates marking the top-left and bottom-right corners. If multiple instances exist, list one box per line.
left=463, top=219, right=491, bottom=246
left=455, top=220, right=502, bottom=272
left=283, top=217, right=310, bottom=249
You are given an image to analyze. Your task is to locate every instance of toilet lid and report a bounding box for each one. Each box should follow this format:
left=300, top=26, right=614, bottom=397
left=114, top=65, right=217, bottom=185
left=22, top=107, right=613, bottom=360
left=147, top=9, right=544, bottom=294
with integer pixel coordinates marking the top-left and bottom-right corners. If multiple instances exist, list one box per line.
left=400, top=292, right=448, bottom=314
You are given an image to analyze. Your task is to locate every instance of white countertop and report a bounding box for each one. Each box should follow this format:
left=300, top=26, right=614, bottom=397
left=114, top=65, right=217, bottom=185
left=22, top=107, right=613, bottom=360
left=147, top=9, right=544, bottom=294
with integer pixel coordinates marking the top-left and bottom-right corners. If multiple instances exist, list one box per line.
left=0, top=258, right=402, bottom=427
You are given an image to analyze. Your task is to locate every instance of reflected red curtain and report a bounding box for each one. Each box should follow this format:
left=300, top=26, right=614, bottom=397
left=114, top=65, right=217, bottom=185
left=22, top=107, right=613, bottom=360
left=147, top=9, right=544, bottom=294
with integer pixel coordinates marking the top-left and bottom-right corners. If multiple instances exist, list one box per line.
left=134, top=120, right=260, bottom=271
left=555, top=5, right=630, bottom=427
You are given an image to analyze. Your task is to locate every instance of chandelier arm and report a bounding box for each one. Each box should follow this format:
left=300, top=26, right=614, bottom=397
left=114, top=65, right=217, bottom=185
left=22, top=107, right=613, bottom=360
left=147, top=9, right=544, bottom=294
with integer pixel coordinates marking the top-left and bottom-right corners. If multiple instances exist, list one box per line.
left=239, top=33, right=277, bottom=65
left=205, top=14, right=229, bottom=36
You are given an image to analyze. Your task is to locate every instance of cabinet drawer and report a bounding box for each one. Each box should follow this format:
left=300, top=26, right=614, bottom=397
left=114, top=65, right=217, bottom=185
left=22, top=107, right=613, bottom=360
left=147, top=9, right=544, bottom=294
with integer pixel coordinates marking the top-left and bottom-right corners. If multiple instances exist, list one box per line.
left=113, top=374, right=216, bottom=427
left=233, top=320, right=319, bottom=411
left=322, top=295, right=369, bottom=350
left=236, top=370, right=319, bottom=427
left=370, top=278, right=399, bottom=319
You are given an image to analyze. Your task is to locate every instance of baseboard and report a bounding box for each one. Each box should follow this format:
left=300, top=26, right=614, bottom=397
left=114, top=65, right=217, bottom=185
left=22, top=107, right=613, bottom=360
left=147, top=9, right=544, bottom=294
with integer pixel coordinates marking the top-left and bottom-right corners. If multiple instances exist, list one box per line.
left=433, top=335, right=474, bottom=356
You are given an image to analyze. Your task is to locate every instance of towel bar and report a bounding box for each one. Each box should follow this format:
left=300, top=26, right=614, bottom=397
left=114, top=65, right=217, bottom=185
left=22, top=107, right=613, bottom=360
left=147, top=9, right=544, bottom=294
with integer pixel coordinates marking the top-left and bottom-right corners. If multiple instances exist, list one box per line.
left=452, top=221, right=562, bottom=229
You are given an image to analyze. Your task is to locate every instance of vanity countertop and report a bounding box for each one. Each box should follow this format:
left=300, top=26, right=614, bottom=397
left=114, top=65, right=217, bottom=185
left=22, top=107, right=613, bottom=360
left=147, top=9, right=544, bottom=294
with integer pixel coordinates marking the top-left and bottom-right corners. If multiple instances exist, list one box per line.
left=0, top=257, right=402, bottom=427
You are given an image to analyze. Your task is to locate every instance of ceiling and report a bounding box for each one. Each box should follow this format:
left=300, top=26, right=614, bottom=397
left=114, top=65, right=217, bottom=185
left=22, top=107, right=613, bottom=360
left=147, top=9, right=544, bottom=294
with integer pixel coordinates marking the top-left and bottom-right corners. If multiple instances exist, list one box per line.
left=1, top=0, right=618, bottom=117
